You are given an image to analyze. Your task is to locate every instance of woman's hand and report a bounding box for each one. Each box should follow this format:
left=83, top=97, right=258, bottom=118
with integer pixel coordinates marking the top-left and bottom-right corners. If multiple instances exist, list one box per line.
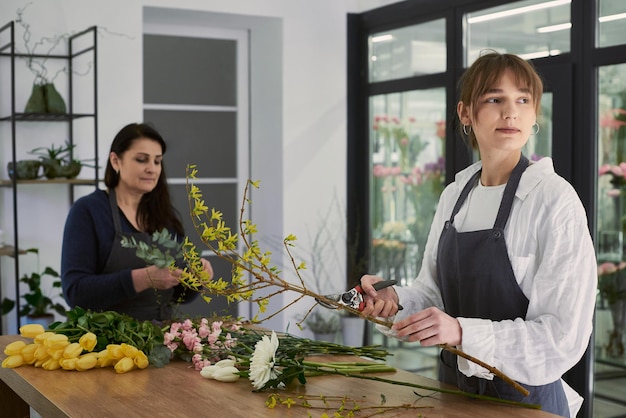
left=143, top=266, right=182, bottom=290
left=392, top=306, right=461, bottom=346
left=360, top=274, right=401, bottom=318
left=200, top=257, right=214, bottom=279
left=134, top=258, right=213, bottom=293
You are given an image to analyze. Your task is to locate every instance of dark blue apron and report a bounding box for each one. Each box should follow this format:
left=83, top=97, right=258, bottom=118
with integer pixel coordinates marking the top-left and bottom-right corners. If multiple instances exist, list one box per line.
left=102, top=189, right=174, bottom=321
left=435, top=155, right=569, bottom=417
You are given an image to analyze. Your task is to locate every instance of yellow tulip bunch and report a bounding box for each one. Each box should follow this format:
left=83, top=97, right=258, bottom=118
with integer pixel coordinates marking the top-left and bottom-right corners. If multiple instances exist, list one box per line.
left=2, top=324, right=149, bottom=373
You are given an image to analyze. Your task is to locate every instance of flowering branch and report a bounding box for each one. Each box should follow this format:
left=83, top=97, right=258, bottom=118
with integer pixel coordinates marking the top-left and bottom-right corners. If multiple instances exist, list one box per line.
left=121, top=164, right=530, bottom=397
left=241, top=330, right=538, bottom=411
left=176, top=165, right=393, bottom=328
left=264, top=392, right=434, bottom=416
left=318, top=371, right=540, bottom=410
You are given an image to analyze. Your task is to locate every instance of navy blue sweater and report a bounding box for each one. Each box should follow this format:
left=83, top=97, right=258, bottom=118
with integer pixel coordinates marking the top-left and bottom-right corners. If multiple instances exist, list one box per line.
left=61, top=189, right=190, bottom=311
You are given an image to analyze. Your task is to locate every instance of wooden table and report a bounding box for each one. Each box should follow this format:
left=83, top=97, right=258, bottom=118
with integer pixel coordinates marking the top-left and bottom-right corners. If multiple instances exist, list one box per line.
left=0, top=335, right=559, bottom=417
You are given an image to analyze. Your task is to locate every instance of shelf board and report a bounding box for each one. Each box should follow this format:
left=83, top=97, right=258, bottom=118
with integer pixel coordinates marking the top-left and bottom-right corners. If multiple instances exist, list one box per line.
left=0, top=113, right=95, bottom=122
left=0, top=245, right=28, bottom=257
left=0, top=178, right=98, bottom=187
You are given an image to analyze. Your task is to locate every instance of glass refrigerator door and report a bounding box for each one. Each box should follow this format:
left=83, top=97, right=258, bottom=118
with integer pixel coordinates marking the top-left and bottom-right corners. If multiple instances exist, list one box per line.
left=596, top=62, right=626, bottom=405
left=369, top=89, right=446, bottom=287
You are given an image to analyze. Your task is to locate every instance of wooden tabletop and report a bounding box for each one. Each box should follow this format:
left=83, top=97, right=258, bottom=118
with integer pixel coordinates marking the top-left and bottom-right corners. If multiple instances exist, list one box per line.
left=0, top=334, right=559, bottom=418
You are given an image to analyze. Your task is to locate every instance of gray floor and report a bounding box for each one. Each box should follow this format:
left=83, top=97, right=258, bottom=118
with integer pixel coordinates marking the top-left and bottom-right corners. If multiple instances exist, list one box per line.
left=374, top=336, right=626, bottom=418
left=595, top=361, right=626, bottom=418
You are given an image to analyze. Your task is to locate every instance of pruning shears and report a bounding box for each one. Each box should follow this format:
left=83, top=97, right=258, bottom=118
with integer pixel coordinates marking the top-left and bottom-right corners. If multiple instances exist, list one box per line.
left=315, top=280, right=403, bottom=311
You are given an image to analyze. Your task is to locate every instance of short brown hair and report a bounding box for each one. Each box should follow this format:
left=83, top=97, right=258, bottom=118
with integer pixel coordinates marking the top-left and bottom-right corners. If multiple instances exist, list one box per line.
left=458, top=51, right=544, bottom=149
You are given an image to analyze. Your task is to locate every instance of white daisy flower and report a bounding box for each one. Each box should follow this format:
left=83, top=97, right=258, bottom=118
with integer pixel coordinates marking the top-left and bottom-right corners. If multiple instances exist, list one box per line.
left=248, top=330, right=280, bottom=389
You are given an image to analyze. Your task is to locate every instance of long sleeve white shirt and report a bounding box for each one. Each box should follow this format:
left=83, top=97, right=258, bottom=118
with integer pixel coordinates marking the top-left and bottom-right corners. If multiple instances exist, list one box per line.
left=384, top=157, right=597, bottom=413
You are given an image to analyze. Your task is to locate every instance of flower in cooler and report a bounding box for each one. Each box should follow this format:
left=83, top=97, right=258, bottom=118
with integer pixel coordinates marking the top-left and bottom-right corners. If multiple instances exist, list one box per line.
left=248, top=330, right=280, bottom=390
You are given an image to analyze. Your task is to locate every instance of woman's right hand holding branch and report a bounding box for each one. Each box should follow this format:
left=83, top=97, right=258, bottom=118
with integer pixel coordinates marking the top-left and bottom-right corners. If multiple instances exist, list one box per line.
left=133, top=265, right=182, bottom=292
left=360, top=274, right=401, bottom=318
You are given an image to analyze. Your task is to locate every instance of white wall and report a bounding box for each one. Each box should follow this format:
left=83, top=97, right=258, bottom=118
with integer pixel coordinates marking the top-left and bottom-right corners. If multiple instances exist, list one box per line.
left=0, top=0, right=398, bottom=335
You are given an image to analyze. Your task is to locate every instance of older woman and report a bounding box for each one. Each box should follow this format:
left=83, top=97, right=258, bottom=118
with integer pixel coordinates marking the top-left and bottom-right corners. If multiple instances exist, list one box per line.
left=61, top=122, right=212, bottom=321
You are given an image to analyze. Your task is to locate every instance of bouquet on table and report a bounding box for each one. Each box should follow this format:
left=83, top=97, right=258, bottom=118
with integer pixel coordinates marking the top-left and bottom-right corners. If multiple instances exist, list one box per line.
left=163, top=317, right=394, bottom=386
left=2, top=307, right=163, bottom=373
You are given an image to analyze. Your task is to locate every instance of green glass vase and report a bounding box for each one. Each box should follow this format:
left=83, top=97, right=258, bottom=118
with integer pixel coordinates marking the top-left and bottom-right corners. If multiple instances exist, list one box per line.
left=24, top=83, right=47, bottom=113
left=43, top=83, right=67, bottom=114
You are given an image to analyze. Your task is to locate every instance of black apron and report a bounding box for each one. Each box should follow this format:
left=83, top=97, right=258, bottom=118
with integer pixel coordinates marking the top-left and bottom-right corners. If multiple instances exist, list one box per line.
left=102, top=189, right=174, bottom=321
left=435, top=155, right=569, bottom=417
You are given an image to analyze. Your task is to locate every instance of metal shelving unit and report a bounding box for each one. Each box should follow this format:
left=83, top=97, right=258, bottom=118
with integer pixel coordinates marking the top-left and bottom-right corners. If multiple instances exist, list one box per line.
left=0, top=21, right=99, bottom=332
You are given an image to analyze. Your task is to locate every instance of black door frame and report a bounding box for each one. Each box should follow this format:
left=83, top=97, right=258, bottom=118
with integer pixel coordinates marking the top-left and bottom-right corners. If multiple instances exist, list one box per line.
left=346, top=1, right=608, bottom=416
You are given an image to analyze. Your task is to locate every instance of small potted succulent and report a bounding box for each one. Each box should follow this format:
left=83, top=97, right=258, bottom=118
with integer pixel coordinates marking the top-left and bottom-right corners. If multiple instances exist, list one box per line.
left=7, top=159, right=42, bottom=180
left=29, top=140, right=93, bottom=179
left=304, top=310, right=341, bottom=342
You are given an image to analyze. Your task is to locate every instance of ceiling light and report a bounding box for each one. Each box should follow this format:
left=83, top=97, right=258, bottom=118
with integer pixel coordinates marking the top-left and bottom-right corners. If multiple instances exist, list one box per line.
left=518, top=49, right=562, bottom=60
left=371, top=34, right=393, bottom=43
left=599, top=12, right=626, bottom=23
left=534, top=11, right=626, bottom=33
left=536, top=22, right=572, bottom=33
left=467, top=0, right=571, bottom=24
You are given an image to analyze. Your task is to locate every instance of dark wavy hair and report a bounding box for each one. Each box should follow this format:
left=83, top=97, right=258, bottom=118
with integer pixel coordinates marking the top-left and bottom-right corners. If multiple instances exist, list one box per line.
left=458, top=51, right=544, bottom=150
left=104, top=123, right=183, bottom=236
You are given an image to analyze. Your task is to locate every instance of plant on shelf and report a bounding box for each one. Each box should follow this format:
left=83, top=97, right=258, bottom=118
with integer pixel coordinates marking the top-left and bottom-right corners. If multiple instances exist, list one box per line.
left=6, top=159, right=41, bottom=180
left=1, top=249, right=67, bottom=324
left=13, top=3, right=121, bottom=114
left=29, top=140, right=94, bottom=179
left=597, top=261, right=626, bottom=357
left=15, top=3, right=71, bottom=114
left=303, top=310, right=341, bottom=340
left=291, top=194, right=370, bottom=345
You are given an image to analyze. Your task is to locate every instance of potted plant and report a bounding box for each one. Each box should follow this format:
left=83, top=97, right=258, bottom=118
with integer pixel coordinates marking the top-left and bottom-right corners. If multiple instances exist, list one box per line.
left=296, top=195, right=370, bottom=344
left=29, top=140, right=94, bottom=179
left=1, top=249, right=67, bottom=326
left=597, top=261, right=626, bottom=358
left=304, top=311, right=341, bottom=342
left=6, top=159, right=42, bottom=180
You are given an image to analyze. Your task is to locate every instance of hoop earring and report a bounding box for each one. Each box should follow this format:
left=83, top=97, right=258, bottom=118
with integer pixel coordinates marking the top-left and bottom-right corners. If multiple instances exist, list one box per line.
left=462, top=125, right=472, bottom=136
left=531, top=123, right=540, bottom=135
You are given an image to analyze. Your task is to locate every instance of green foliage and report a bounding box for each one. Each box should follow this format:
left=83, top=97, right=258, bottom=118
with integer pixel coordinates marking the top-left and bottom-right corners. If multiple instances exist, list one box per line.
left=28, top=140, right=95, bottom=179
left=120, top=229, right=183, bottom=269
left=18, top=266, right=67, bottom=317
left=0, top=298, right=15, bottom=316
left=29, top=140, right=75, bottom=161
left=303, top=311, right=341, bottom=334
left=49, top=306, right=169, bottom=367
left=2, top=249, right=66, bottom=318
left=598, top=271, right=626, bottom=304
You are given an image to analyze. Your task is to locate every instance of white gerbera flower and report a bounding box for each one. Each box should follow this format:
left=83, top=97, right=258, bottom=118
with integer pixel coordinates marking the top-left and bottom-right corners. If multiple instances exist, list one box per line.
left=248, top=331, right=280, bottom=389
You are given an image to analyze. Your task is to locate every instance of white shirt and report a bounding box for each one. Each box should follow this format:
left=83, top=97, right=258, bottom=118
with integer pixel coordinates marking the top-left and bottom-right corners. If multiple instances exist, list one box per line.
left=460, top=181, right=505, bottom=231
left=383, top=157, right=597, bottom=415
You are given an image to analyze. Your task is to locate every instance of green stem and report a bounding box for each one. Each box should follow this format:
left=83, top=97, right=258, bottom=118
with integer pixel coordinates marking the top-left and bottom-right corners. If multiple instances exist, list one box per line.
left=304, top=367, right=541, bottom=410
left=303, top=360, right=395, bottom=374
